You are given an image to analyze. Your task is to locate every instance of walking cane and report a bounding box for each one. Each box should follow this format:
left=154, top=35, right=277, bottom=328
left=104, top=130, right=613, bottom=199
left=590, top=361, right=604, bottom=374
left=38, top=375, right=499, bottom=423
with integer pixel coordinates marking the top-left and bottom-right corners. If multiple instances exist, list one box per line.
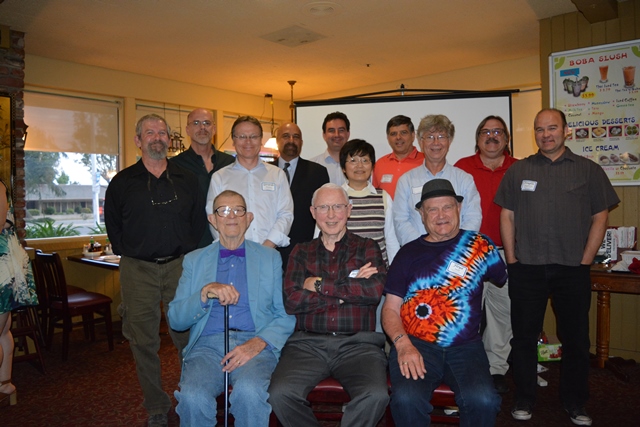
left=224, top=303, right=230, bottom=427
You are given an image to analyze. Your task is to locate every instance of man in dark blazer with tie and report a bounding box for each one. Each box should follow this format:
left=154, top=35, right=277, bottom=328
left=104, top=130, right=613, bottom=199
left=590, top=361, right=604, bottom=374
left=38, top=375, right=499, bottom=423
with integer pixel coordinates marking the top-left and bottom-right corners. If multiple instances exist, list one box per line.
left=274, top=122, right=330, bottom=270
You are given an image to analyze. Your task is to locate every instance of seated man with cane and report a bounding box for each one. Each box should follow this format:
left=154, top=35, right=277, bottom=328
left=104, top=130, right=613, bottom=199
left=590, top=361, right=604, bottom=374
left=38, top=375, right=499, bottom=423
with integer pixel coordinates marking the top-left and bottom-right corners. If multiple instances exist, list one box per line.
left=168, top=190, right=296, bottom=427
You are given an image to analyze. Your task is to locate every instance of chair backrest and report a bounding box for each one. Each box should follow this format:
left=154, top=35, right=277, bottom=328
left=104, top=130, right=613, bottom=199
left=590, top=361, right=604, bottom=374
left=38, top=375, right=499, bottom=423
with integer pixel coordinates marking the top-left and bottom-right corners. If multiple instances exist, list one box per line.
left=34, top=251, right=70, bottom=310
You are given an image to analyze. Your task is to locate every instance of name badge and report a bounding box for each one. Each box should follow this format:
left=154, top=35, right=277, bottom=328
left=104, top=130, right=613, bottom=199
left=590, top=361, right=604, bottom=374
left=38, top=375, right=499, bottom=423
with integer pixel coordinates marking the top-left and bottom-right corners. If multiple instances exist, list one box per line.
left=348, top=269, right=359, bottom=278
left=381, top=174, right=393, bottom=183
left=262, top=182, right=276, bottom=192
left=521, top=180, right=537, bottom=192
left=412, top=186, right=422, bottom=194
left=446, top=261, right=467, bottom=278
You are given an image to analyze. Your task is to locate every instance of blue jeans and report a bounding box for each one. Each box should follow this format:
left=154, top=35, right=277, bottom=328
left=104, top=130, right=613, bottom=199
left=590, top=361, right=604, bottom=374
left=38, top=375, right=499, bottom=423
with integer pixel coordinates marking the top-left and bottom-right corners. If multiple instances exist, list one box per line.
left=508, top=263, right=591, bottom=410
left=389, top=336, right=500, bottom=427
left=175, top=331, right=277, bottom=427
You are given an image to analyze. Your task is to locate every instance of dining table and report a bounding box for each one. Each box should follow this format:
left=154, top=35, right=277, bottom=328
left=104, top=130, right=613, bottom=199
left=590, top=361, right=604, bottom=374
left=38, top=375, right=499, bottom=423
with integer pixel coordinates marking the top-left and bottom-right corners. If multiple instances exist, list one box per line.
left=590, top=264, right=640, bottom=382
left=67, top=254, right=120, bottom=270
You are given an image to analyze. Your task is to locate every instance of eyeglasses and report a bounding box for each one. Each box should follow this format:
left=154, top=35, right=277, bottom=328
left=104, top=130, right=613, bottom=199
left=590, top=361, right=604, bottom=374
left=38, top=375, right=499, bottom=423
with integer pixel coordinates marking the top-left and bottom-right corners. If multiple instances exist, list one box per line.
left=478, top=128, right=505, bottom=138
left=420, top=134, right=449, bottom=142
left=346, top=157, right=371, bottom=165
left=214, top=206, right=247, bottom=217
left=233, top=134, right=262, bottom=142
left=188, top=120, right=213, bottom=127
left=148, top=172, right=178, bottom=206
left=313, top=204, right=349, bottom=214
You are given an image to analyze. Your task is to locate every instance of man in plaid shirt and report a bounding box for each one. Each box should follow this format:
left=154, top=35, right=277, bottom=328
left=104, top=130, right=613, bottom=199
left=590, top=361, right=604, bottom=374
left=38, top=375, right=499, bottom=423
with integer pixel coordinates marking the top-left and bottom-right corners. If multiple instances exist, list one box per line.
left=268, top=183, right=389, bottom=427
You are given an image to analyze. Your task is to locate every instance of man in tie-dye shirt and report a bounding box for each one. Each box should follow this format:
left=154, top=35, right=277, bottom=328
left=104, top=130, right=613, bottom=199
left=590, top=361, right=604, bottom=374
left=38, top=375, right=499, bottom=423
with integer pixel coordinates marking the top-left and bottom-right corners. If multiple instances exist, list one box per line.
left=382, top=179, right=507, bottom=427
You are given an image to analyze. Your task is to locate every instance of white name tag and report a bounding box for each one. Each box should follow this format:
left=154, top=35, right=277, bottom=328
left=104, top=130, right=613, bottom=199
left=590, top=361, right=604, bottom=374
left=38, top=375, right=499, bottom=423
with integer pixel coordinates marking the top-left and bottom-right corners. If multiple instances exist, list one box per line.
left=348, top=269, right=359, bottom=278
left=381, top=174, right=393, bottom=183
left=262, top=182, right=276, bottom=191
left=446, top=261, right=467, bottom=278
left=412, top=186, right=422, bottom=194
left=521, top=180, right=537, bottom=192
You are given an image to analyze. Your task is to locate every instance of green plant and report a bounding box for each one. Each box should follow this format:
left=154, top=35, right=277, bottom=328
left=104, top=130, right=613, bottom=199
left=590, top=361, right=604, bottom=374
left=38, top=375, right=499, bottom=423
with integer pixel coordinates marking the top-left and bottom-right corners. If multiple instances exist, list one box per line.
left=25, top=219, right=81, bottom=238
left=74, top=206, right=81, bottom=214
left=88, top=222, right=107, bottom=235
left=28, top=209, right=41, bottom=216
left=65, top=208, right=75, bottom=214
left=44, top=207, right=55, bottom=215
left=81, top=207, right=92, bottom=214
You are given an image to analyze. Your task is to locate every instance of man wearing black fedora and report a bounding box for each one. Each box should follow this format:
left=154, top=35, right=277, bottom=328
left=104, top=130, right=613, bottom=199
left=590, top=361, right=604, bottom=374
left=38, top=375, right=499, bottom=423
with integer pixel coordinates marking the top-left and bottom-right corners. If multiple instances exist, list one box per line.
left=382, top=178, right=506, bottom=426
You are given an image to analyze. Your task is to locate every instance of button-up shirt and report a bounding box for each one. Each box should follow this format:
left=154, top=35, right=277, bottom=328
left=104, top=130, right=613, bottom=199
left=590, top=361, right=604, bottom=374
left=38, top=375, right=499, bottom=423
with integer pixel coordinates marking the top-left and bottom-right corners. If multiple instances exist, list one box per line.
left=284, top=231, right=386, bottom=333
left=310, top=150, right=346, bottom=186
left=206, top=161, right=294, bottom=247
left=393, top=162, right=482, bottom=246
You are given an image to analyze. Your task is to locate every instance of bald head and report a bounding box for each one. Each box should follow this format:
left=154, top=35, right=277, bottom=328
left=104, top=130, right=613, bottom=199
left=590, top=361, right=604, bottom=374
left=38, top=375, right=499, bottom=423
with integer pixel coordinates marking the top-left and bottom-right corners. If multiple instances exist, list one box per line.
left=186, top=108, right=216, bottom=146
left=276, top=122, right=303, bottom=161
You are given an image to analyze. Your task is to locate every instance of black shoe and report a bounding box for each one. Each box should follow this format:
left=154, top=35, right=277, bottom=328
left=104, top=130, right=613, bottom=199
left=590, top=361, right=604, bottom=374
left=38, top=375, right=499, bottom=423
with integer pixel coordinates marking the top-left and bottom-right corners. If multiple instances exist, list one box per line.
left=492, top=374, right=509, bottom=394
left=566, top=408, right=592, bottom=426
left=148, top=414, right=168, bottom=427
left=511, top=402, right=532, bottom=421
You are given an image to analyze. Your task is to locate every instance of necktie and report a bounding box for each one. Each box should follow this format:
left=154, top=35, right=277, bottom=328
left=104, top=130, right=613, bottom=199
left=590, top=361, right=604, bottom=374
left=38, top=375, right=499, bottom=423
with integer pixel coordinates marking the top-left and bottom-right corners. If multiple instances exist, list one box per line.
left=220, top=248, right=246, bottom=258
left=283, top=162, right=291, bottom=184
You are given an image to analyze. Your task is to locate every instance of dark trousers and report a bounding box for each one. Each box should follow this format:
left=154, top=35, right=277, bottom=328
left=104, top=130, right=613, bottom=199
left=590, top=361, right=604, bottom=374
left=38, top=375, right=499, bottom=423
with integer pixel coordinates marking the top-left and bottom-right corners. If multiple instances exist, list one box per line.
left=268, top=331, right=389, bottom=427
left=508, top=263, right=591, bottom=410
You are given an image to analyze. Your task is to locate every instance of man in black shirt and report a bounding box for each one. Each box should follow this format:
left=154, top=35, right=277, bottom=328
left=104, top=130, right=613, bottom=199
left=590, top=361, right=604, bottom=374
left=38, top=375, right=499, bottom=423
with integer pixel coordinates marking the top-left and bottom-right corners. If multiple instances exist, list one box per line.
left=105, top=113, right=205, bottom=427
left=170, top=108, right=235, bottom=247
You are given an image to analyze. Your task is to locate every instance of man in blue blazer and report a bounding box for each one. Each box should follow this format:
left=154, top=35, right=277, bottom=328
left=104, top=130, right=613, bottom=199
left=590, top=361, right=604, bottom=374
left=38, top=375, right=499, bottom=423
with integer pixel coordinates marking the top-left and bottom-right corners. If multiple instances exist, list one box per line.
left=168, top=190, right=295, bottom=427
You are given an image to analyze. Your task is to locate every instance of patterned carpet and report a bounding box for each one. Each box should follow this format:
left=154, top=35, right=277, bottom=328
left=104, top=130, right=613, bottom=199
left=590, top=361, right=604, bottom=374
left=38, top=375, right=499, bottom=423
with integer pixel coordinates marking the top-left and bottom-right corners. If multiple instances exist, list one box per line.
left=3, top=323, right=640, bottom=426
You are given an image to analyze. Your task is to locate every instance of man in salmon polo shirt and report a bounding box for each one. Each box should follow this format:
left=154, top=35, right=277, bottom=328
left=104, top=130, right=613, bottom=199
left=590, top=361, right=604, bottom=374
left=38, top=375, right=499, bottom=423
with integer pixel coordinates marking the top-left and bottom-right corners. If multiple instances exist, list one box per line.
left=372, top=115, right=424, bottom=199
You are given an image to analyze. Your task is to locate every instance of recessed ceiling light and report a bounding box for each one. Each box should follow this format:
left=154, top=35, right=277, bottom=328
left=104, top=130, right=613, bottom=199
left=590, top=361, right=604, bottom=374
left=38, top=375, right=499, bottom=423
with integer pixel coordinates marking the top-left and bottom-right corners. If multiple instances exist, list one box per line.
left=305, top=1, right=341, bottom=17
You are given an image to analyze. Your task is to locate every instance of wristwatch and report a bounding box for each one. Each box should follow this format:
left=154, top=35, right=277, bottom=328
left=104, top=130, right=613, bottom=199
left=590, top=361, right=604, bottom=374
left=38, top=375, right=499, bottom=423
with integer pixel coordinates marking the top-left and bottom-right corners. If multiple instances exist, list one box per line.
left=314, top=277, right=323, bottom=293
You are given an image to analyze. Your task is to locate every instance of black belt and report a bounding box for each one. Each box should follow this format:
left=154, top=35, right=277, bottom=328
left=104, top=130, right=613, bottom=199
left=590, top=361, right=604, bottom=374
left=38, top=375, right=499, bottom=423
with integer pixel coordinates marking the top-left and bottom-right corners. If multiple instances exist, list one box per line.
left=303, top=331, right=357, bottom=337
left=152, top=255, right=180, bottom=264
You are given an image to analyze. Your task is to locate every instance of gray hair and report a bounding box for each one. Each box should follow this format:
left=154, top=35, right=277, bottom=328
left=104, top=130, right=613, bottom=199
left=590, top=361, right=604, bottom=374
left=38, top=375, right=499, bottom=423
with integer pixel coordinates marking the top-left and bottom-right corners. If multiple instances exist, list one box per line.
left=417, top=114, right=455, bottom=140
left=136, top=114, right=171, bottom=137
left=311, top=183, right=349, bottom=206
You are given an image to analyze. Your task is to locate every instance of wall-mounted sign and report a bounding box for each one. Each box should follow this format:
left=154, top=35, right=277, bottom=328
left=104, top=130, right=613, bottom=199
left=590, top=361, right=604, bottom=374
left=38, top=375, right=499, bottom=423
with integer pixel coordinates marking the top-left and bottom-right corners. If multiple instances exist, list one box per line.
left=550, top=39, right=640, bottom=186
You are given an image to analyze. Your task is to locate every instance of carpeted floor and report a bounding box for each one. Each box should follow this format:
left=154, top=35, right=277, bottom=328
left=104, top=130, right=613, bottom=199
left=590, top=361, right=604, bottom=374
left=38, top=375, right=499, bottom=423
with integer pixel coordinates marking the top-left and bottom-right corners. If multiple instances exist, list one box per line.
left=3, top=322, right=640, bottom=426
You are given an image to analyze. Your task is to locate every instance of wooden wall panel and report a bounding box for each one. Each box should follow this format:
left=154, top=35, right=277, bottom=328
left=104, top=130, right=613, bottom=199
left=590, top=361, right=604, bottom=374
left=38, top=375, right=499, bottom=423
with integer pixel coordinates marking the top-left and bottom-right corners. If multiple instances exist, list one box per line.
left=539, top=1, right=640, bottom=359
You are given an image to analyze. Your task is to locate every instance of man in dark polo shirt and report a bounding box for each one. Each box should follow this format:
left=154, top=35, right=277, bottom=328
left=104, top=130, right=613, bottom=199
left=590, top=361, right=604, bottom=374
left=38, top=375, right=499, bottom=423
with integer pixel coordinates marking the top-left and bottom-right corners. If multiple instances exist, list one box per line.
left=170, top=108, right=235, bottom=248
left=105, top=113, right=206, bottom=427
left=495, top=108, right=619, bottom=426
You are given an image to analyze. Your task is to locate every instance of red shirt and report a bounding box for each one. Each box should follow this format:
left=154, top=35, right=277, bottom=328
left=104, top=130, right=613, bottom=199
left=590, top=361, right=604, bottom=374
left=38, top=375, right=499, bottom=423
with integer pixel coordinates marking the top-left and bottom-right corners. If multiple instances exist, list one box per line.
left=455, top=152, right=518, bottom=246
left=372, top=147, right=424, bottom=199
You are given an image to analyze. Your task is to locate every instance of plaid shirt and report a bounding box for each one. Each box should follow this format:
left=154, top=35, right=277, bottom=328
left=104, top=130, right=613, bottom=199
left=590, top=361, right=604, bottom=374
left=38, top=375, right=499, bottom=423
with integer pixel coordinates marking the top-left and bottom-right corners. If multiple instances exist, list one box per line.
left=284, top=230, right=386, bottom=333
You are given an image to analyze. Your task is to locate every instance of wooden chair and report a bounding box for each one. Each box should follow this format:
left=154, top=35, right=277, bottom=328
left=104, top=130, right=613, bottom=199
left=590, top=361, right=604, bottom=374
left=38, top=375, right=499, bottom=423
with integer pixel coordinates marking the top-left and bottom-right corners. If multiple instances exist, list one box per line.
left=34, top=251, right=114, bottom=361
left=11, top=305, right=46, bottom=374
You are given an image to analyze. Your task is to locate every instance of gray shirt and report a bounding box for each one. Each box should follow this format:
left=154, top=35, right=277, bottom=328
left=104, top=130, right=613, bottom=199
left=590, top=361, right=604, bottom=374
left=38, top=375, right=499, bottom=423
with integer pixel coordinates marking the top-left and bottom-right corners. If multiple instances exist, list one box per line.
left=494, top=148, right=619, bottom=266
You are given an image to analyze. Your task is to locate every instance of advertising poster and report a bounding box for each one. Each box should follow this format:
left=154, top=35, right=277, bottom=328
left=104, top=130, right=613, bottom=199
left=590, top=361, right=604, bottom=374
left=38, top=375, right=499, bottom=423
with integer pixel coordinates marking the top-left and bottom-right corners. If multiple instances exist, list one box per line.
left=550, top=40, right=640, bottom=186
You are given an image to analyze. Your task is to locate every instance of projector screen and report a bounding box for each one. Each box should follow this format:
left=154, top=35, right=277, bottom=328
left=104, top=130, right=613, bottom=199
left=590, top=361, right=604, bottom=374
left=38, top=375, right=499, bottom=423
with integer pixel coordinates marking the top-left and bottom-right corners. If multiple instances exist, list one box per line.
left=295, top=92, right=513, bottom=165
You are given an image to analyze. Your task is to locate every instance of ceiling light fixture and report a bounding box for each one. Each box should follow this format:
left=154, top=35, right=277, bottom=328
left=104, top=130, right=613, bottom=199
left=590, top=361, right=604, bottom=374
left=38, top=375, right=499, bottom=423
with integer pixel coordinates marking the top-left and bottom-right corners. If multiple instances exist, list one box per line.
left=264, top=94, right=278, bottom=150
left=288, top=80, right=297, bottom=122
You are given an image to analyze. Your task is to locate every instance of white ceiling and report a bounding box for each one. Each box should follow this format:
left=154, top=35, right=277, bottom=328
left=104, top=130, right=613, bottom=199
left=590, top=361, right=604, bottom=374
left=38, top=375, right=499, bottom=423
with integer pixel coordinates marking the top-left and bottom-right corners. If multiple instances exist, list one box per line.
left=0, top=0, right=578, bottom=100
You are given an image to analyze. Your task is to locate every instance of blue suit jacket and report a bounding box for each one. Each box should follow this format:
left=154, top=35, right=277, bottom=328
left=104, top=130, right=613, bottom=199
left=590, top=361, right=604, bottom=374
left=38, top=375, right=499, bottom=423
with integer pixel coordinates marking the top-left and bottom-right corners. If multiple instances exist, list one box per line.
left=167, top=240, right=295, bottom=359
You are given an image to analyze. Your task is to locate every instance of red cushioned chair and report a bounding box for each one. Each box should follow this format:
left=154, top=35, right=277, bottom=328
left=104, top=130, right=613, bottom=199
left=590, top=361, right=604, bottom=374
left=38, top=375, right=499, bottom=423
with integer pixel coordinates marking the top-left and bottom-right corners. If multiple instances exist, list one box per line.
left=306, top=376, right=460, bottom=426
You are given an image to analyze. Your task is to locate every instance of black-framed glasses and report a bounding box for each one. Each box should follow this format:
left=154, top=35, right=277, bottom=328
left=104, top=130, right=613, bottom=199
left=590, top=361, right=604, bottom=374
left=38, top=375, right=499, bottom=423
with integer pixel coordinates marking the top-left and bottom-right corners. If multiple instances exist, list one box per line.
left=188, top=120, right=213, bottom=127
left=313, top=204, right=349, bottom=214
left=478, top=128, right=505, bottom=138
left=214, top=206, right=247, bottom=217
left=148, top=171, right=178, bottom=206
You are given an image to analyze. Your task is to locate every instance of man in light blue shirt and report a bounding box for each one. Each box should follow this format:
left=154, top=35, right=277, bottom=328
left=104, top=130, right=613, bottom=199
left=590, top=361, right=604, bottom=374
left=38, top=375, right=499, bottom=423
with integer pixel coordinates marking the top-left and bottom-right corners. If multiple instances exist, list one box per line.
left=309, top=111, right=351, bottom=186
left=206, top=116, right=294, bottom=248
left=168, top=190, right=295, bottom=427
left=393, top=114, right=482, bottom=245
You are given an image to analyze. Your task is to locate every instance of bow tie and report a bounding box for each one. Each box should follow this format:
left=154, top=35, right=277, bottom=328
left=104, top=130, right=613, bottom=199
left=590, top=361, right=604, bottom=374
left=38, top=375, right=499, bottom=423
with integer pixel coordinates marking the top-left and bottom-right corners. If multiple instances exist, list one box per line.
left=220, top=248, right=246, bottom=258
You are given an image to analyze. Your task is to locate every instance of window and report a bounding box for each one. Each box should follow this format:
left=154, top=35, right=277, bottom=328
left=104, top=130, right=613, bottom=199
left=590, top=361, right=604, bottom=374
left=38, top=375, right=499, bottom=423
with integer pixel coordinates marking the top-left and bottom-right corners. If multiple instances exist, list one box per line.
left=23, top=90, right=121, bottom=238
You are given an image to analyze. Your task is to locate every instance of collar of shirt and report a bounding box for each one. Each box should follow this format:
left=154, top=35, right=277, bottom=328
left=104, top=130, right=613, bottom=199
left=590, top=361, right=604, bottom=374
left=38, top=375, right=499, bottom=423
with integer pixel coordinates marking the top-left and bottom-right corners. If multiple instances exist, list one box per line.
left=342, top=181, right=377, bottom=196
left=322, top=150, right=339, bottom=164
left=388, top=146, right=420, bottom=162
left=535, top=146, right=576, bottom=164
left=422, top=161, right=452, bottom=178
left=218, top=241, right=247, bottom=264
left=278, top=156, right=299, bottom=181
left=231, top=159, right=267, bottom=172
